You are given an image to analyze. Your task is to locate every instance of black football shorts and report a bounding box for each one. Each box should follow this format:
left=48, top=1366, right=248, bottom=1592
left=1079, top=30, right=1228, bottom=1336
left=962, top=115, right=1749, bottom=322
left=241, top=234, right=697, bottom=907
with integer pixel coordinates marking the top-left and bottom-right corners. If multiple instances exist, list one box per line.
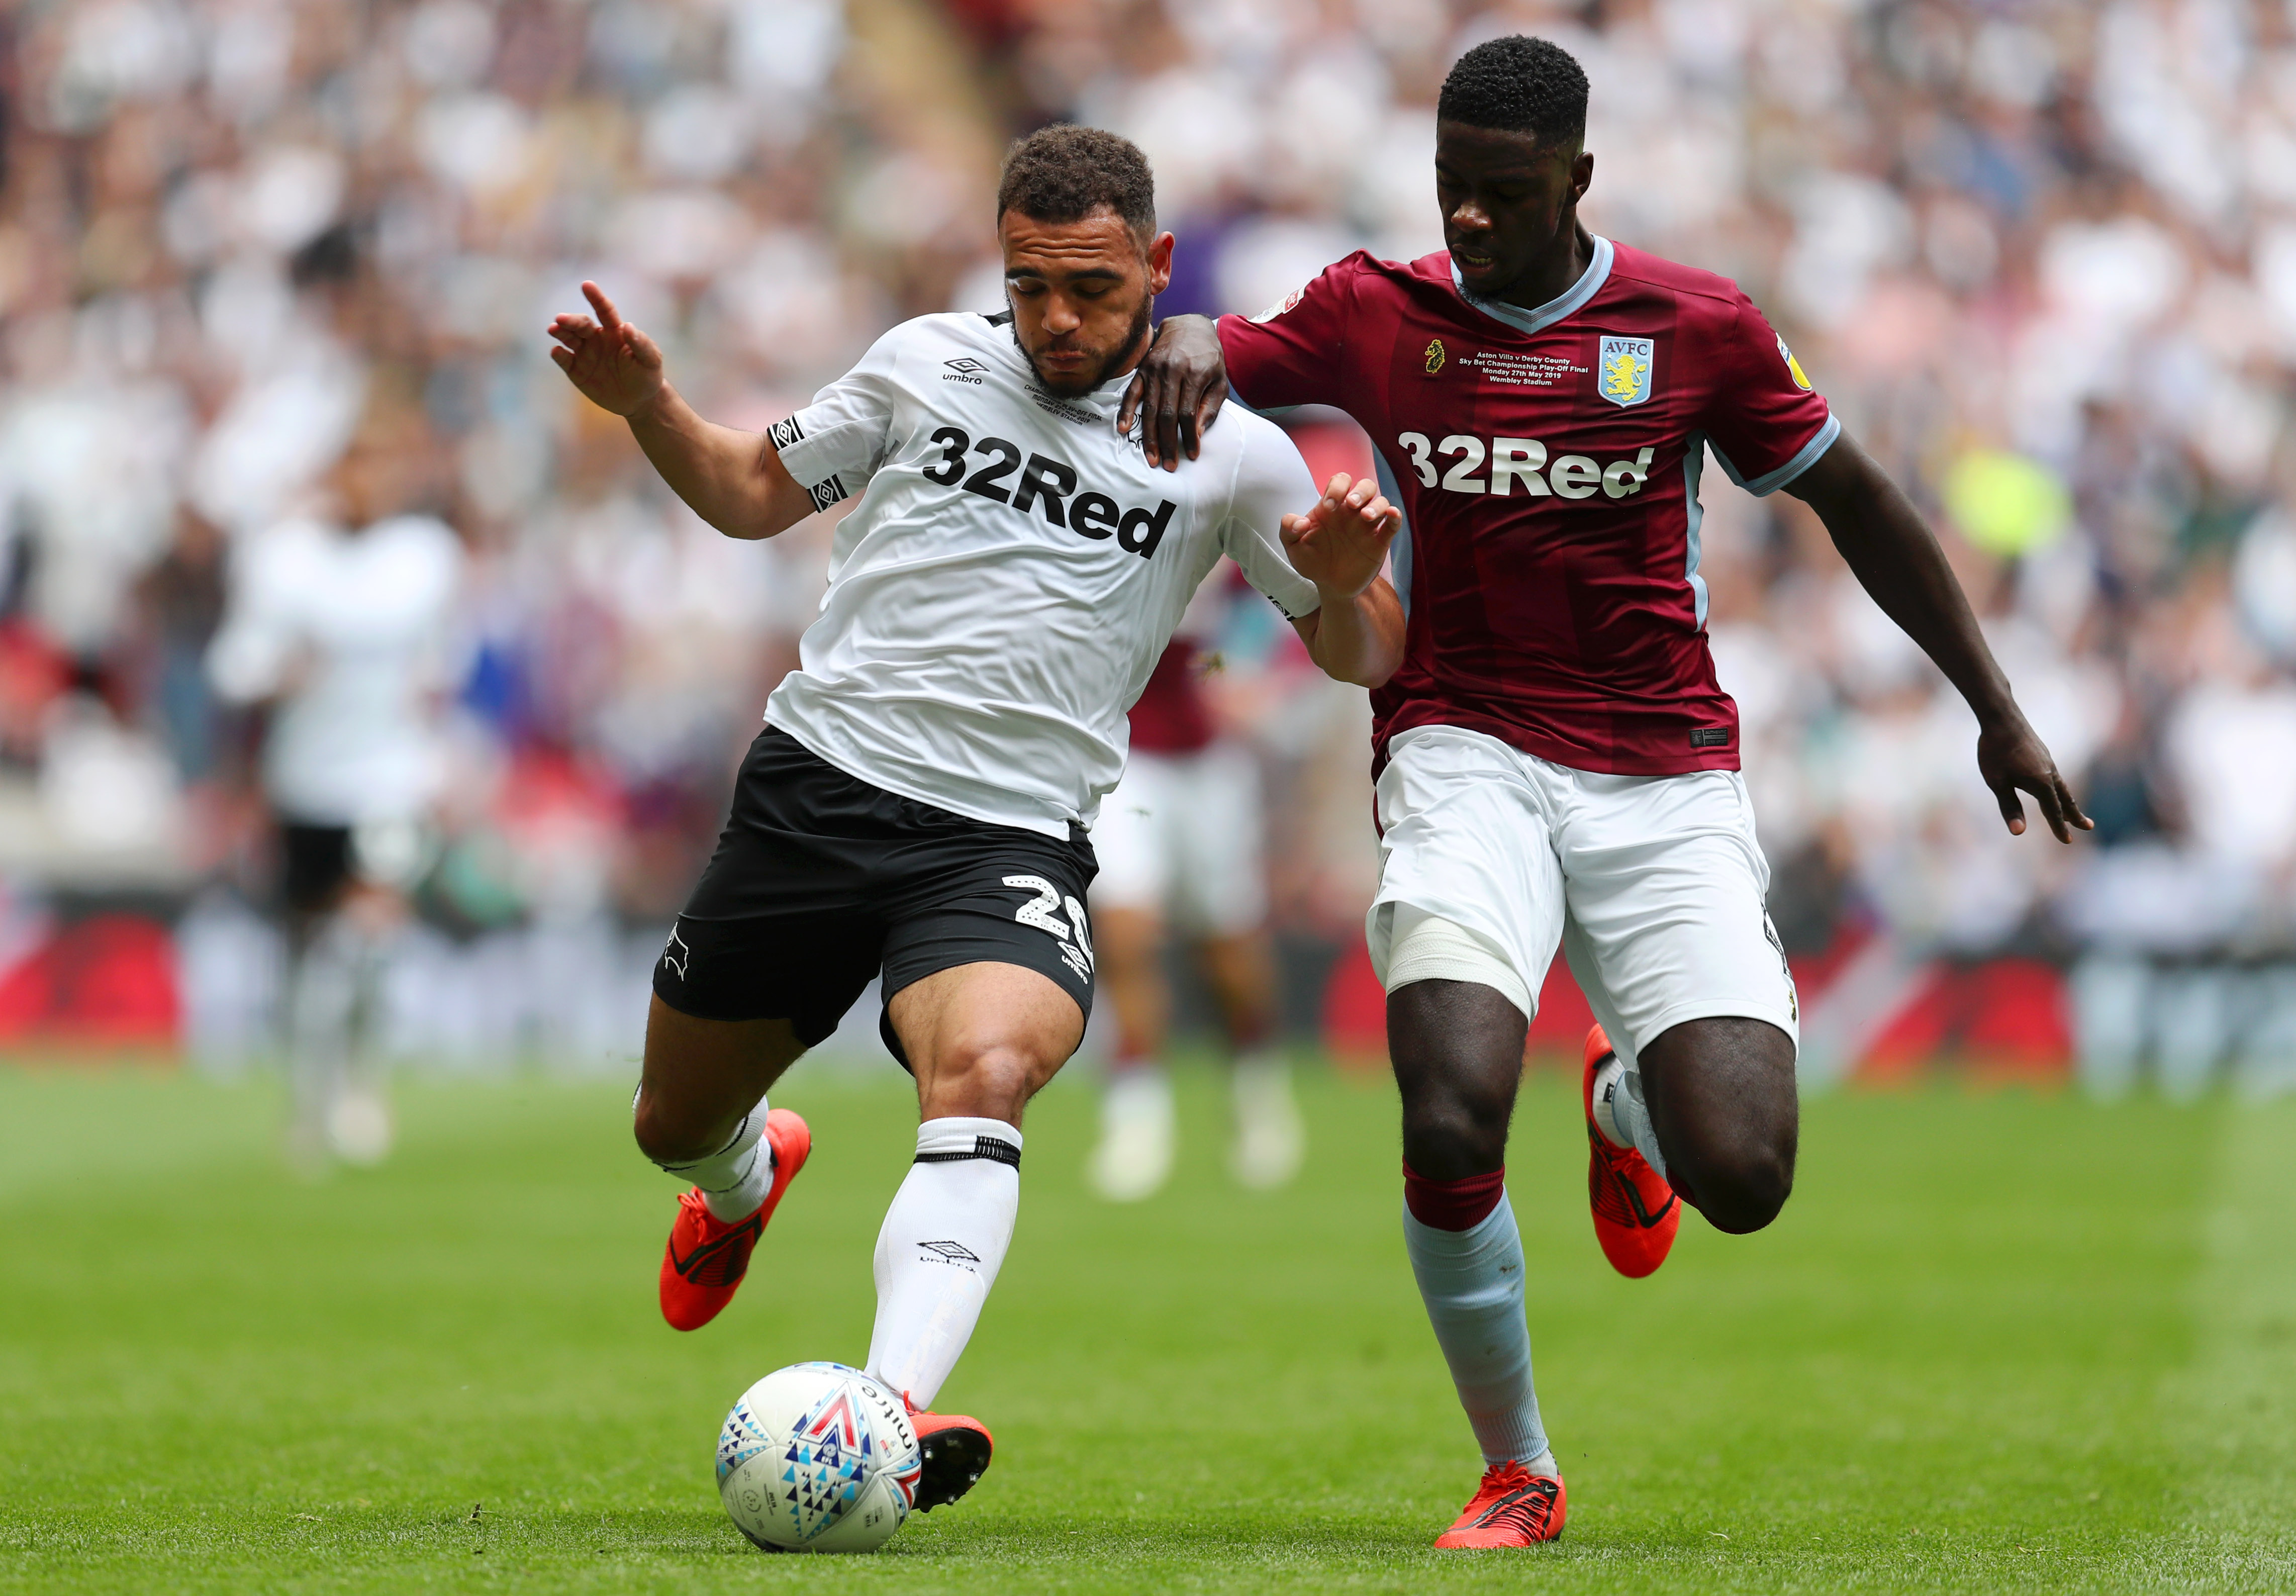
left=653, top=728, right=1098, bottom=1059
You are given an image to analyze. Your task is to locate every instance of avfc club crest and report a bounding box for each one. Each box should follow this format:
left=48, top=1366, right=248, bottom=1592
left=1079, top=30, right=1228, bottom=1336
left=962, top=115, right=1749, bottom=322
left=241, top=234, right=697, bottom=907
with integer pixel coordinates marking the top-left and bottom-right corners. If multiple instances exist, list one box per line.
left=1597, top=336, right=1653, bottom=407
left=1424, top=338, right=1446, bottom=375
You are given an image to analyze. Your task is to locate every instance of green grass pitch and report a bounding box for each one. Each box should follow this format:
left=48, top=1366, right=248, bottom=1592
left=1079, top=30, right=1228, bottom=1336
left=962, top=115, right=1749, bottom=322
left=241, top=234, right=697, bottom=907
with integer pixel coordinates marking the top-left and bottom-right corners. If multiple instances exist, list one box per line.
left=2, top=1058, right=2291, bottom=1593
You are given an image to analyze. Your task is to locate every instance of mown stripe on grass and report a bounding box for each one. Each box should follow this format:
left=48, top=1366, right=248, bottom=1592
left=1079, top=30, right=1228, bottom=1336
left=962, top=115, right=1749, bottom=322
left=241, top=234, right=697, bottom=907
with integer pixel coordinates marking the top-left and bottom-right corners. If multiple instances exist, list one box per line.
left=2162, top=1098, right=2296, bottom=1591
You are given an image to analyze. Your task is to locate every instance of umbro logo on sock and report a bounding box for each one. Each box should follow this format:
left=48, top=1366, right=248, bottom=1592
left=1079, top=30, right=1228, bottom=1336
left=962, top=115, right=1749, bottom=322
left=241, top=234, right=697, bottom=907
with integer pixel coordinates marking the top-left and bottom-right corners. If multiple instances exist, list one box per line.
left=917, top=1240, right=981, bottom=1266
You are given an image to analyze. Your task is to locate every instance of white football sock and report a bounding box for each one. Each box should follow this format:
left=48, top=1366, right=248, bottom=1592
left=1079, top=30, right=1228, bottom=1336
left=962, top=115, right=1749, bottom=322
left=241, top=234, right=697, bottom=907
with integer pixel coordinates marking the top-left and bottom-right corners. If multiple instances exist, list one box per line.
left=867, top=1117, right=1022, bottom=1411
left=1091, top=1068, right=1174, bottom=1202
left=1230, top=1048, right=1304, bottom=1189
left=1402, top=1197, right=1550, bottom=1466
left=650, top=1097, right=776, bottom=1222
left=1565, top=918, right=1667, bottom=1179
left=1597, top=1055, right=1668, bottom=1180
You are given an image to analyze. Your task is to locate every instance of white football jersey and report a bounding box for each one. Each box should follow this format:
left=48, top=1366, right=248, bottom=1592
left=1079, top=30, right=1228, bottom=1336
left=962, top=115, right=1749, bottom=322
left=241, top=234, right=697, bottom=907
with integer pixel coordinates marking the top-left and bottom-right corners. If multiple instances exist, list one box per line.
left=206, top=513, right=462, bottom=826
left=765, top=312, right=1322, bottom=838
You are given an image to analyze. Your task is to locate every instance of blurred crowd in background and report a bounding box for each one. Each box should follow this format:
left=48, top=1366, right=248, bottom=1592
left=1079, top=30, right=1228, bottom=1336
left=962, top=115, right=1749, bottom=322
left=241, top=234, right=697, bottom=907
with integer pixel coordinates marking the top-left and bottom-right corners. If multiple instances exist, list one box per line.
left=1, top=0, right=2292, bottom=1093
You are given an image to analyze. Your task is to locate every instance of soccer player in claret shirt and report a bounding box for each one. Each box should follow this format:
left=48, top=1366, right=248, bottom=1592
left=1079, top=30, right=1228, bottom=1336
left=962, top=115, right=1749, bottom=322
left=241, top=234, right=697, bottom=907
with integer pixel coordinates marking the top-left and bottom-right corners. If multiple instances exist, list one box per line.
left=1123, top=35, right=2092, bottom=1549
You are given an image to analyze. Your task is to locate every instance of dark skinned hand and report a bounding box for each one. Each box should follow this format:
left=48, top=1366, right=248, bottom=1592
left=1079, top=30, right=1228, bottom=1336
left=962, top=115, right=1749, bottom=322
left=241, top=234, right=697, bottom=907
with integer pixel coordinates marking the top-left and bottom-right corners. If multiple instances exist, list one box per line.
left=1976, top=712, right=2093, bottom=842
left=1117, top=315, right=1227, bottom=470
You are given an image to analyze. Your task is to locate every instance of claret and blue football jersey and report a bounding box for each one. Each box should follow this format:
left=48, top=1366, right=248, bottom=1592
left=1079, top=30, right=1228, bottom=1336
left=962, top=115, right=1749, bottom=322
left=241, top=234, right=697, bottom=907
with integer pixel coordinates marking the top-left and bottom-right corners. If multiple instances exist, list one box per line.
left=1218, top=236, right=1838, bottom=778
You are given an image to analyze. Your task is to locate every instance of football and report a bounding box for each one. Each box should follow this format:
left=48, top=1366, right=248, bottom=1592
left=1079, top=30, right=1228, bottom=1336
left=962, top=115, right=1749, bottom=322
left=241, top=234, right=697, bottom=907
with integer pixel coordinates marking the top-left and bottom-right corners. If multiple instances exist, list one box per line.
left=715, top=1362, right=922, bottom=1553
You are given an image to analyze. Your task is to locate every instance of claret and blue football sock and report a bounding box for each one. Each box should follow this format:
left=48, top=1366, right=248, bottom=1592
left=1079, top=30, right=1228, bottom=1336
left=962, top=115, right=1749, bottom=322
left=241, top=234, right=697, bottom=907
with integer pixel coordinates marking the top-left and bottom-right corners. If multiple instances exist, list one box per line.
left=648, top=1095, right=777, bottom=1222
left=866, top=1117, right=1022, bottom=1411
left=1402, top=1165, right=1553, bottom=1470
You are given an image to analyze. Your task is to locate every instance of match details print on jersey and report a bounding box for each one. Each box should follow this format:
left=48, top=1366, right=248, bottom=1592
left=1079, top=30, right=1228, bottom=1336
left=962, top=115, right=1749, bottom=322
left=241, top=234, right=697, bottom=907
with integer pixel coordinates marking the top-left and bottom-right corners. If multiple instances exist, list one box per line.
left=1216, top=237, right=1840, bottom=779
left=756, top=312, right=1322, bottom=841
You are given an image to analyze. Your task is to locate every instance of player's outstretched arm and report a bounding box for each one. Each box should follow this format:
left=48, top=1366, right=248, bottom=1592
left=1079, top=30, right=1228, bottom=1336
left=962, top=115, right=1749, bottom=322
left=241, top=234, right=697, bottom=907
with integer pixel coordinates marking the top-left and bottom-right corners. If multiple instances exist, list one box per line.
left=547, top=281, right=815, bottom=540
left=1283, top=473, right=1405, bottom=688
left=1118, top=315, right=1228, bottom=472
left=1785, top=432, right=2094, bottom=843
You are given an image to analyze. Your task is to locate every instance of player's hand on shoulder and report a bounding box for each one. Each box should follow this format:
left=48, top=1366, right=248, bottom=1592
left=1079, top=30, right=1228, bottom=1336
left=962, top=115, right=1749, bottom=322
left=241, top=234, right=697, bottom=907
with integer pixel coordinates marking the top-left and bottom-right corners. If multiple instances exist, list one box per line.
left=1281, top=472, right=1401, bottom=600
left=548, top=281, right=667, bottom=419
left=1975, top=712, right=2094, bottom=844
left=1118, top=315, right=1226, bottom=473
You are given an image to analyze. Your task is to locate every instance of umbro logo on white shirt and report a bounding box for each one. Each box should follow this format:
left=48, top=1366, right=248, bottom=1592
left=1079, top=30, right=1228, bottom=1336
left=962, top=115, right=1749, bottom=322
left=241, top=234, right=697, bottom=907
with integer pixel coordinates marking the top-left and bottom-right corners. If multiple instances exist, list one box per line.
left=943, top=357, right=989, bottom=385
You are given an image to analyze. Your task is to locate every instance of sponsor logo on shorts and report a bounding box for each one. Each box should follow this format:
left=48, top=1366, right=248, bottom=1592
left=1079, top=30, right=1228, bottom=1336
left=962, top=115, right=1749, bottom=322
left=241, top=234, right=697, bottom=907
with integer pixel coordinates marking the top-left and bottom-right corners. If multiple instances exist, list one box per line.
left=660, top=925, right=691, bottom=983
left=1004, top=874, right=1095, bottom=984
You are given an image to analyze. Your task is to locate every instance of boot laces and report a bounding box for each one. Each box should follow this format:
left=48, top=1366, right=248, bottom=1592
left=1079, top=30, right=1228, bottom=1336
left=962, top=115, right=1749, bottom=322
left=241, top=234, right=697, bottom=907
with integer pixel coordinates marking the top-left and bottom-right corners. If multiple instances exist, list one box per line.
left=1471, top=1468, right=1560, bottom=1536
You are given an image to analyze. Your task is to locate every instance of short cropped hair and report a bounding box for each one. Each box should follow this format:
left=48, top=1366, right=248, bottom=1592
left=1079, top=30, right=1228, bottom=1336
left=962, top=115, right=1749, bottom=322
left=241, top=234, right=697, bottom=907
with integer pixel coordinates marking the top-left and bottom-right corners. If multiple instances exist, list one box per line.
left=996, top=125, right=1156, bottom=240
left=1437, top=35, right=1589, bottom=148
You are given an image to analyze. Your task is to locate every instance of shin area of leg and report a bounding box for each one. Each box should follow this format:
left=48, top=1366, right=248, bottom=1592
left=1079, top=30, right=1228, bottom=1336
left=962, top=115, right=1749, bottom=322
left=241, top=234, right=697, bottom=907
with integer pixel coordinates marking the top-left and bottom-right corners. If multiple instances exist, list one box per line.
left=868, top=962, right=1081, bottom=1407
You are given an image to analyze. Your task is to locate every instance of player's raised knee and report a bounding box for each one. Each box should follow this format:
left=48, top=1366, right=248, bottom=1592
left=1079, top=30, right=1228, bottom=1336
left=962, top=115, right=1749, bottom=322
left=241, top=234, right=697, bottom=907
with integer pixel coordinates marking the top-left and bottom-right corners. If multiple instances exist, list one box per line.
left=1682, top=1138, right=1794, bottom=1234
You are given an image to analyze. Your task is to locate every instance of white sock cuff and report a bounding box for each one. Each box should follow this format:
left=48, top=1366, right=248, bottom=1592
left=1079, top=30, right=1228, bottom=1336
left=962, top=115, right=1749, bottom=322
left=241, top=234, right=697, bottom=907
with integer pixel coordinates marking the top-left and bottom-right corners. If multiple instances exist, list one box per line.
left=1383, top=907, right=1533, bottom=1020
left=652, top=1097, right=768, bottom=1177
left=915, top=1116, right=1023, bottom=1167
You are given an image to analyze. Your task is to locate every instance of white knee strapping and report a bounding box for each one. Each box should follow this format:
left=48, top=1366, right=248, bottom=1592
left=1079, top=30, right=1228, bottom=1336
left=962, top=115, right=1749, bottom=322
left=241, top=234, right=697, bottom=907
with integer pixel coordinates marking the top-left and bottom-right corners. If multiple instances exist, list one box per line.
left=1381, top=905, right=1534, bottom=1020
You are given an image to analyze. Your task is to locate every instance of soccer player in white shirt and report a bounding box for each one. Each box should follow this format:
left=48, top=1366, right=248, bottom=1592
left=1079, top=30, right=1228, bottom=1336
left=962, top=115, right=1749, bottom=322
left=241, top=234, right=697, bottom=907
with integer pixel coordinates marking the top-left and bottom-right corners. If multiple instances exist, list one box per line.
left=546, top=126, right=1405, bottom=1514
left=208, top=405, right=462, bottom=1169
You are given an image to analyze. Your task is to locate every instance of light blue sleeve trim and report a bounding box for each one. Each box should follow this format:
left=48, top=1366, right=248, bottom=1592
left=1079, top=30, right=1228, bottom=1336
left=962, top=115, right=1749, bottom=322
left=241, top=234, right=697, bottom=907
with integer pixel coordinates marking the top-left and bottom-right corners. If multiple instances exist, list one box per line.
left=1715, top=413, right=1841, bottom=498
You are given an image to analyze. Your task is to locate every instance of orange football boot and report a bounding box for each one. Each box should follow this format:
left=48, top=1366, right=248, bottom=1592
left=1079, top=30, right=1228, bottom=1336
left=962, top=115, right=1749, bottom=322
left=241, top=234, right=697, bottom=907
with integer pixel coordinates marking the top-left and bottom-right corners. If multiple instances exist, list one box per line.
left=1583, top=1023, right=1678, bottom=1278
left=658, top=1108, right=811, bottom=1331
left=903, top=1399, right=993, bottom=1511
left=1433, top=1461, right=1567, bottom=1548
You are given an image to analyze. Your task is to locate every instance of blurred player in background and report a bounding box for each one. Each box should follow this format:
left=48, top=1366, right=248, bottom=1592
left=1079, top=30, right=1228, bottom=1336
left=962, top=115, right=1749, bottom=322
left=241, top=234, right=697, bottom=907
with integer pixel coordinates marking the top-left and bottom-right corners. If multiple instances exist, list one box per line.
left=547, top=128, right=1401, bottom=1514
left=207, top=392, right=462, bottom=1170
left=1127, top=35, right=2093, bottom=1548
left=1088, top=592, right=1303, bottom=1203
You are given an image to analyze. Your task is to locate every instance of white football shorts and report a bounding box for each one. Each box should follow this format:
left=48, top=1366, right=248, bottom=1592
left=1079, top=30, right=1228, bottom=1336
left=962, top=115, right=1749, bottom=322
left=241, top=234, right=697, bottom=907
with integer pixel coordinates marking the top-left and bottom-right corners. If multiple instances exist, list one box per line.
left=1366, top=724, right=1798, bottom=1066
left=1090, top=742, right=1267, bottom=935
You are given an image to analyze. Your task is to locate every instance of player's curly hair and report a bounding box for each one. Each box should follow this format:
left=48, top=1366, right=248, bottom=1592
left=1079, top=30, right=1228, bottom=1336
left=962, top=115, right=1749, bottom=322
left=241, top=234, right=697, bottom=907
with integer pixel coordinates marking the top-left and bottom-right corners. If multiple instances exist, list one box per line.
left=1438, top=35, right=1589, bottom=148
left=996, top=125, right=1156, bottom=242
